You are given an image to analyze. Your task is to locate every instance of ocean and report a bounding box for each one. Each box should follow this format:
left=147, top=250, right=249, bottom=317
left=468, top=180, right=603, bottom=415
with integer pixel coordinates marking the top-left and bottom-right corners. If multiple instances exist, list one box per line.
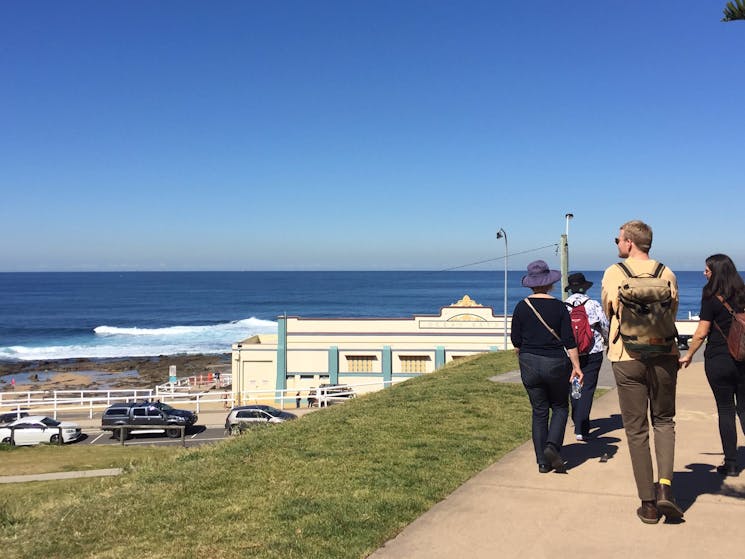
left=0, top=271, right=707, bottom=362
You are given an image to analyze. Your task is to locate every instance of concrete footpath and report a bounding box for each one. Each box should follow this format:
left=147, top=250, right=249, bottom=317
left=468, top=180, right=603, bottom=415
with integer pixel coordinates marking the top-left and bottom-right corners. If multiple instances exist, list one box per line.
left=370, top=359, right=745, bottom=559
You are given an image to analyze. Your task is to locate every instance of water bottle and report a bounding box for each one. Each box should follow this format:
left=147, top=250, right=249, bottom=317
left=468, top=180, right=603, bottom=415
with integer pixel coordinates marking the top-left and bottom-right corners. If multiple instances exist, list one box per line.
left=571, top=377, right=582, bottom=400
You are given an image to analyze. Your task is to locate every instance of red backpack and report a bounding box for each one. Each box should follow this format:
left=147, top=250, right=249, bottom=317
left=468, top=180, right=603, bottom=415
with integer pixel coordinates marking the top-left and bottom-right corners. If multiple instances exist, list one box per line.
left=566, top=300, right=594, bottom=354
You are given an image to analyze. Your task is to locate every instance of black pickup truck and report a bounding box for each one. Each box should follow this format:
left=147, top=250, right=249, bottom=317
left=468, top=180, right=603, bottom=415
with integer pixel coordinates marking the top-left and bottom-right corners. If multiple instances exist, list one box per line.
left=101, top=401, right=198, bottom=440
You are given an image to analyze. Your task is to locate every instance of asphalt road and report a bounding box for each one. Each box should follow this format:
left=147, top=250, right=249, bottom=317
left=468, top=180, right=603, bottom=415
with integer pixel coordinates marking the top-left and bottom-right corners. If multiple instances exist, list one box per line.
left=80, top=425, right=229, bottom=447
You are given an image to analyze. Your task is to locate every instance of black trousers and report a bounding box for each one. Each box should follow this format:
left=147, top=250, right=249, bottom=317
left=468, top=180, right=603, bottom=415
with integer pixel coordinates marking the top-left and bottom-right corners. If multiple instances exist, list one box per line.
left=704, top=353, right=745, bottom=464
left=519, top=352, right=571, bottom=465
left=571, top=352, right=603, bottom=436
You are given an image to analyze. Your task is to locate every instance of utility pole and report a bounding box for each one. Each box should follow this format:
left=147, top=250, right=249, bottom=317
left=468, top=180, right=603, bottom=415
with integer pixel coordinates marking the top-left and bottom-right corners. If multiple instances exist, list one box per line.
left=560, top=214, right=573, bottom=299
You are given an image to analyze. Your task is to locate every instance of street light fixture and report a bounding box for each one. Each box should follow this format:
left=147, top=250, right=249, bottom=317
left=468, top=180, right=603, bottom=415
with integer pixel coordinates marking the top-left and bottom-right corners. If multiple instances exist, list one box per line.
left=496, top=228, right=508, bottom=350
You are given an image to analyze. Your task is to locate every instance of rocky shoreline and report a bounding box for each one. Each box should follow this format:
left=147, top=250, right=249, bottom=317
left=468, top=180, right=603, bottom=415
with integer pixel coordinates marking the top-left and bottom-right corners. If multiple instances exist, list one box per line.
left=0, top=353, right=231, bottom=391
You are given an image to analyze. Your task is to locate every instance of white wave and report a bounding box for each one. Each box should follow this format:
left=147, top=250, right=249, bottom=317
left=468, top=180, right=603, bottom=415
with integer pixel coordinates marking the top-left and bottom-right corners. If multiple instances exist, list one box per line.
left=0, top=344, right=224, bottom=361
left=1, top=317, right=277, bottom=362
left=94, top=317, right=276, bottom=337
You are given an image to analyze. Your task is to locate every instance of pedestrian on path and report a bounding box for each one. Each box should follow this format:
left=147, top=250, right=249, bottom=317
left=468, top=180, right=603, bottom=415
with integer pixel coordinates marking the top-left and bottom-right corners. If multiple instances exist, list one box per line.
left=601, top=220, right=684, bottom=524
left=565, top=272, right=609, bottom=441
left=511, top=260, right=583, bottom=474
left=679, top=253, right=745, bottom=478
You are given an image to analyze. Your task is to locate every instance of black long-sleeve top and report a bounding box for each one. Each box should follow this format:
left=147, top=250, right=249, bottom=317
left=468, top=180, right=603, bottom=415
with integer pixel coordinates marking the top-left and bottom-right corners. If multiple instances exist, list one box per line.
left=510, top=297, right=576, bottom=358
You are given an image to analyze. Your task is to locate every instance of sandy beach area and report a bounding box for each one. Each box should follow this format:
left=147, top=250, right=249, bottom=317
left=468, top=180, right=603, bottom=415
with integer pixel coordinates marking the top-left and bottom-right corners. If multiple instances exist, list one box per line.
left=0, top=353, right=231, bottom=392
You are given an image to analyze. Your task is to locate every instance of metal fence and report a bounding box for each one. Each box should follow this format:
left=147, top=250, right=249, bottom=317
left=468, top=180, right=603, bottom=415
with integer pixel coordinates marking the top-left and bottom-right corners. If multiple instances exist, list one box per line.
left=0, top=377, right=405, bottom=419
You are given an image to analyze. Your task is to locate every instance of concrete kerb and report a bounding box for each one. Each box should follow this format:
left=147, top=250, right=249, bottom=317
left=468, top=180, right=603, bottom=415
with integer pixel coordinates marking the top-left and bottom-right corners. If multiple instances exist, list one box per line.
left=370, top=354, right=745, bottom=559
left=0, top=469, right=123, bottom=484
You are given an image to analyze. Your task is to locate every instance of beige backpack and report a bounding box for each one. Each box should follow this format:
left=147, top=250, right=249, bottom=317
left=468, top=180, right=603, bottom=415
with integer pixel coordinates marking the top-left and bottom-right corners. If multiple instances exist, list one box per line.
left=614, top=262, right=677, bottom=358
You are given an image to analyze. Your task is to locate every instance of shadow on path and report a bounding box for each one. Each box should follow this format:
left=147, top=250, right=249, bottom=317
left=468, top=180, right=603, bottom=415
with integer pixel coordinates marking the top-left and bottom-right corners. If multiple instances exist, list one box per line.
left=562, top=414, right=624, bottom=470
left=674, top=447, right=745, bottom=511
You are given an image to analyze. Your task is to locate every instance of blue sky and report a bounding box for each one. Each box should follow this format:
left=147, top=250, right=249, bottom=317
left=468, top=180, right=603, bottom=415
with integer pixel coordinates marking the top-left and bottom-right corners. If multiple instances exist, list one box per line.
left=1, top=2, right=742, bottom=272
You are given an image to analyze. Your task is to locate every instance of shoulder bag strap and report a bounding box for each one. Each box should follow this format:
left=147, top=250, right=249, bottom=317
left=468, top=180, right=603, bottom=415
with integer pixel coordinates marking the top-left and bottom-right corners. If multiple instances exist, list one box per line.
left=712, top=294, right=734, bottom=338
left=716, top=294, right=736, bottom=315
left=523, top=298, right=562, bottom=342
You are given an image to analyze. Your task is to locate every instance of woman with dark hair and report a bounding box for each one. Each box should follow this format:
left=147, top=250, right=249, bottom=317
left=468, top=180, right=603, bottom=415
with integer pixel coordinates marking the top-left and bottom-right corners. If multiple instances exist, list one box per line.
left=680, top=254, right=745, bottom=477
left=511, top=260, right=584, bottom=474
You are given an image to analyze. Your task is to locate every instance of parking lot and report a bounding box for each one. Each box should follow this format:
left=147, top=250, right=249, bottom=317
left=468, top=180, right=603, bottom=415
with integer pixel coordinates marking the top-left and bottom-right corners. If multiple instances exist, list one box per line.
left=81, top=424, right=227, bottom=446
left=17, top=404, right=320, bottom=448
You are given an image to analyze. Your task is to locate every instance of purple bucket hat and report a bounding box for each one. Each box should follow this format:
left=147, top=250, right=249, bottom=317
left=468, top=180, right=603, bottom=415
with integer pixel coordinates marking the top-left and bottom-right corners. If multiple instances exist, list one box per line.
left=521, top=260, right=562, bottom=288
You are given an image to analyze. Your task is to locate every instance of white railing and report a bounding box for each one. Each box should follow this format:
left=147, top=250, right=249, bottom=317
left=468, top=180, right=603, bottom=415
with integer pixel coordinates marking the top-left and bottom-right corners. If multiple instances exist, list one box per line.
left=235, top=378, right=408, bottom=410
left=0, top=388, right=235, bottom=420
left=155, top=373, right=232, bottom=394
left=0, top=376, right=403, bottom=420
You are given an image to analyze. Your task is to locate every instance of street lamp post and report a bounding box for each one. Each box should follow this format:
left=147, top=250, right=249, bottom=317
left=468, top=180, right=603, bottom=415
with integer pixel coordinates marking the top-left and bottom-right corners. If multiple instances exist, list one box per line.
left=496, top=228, right=508, bottom=350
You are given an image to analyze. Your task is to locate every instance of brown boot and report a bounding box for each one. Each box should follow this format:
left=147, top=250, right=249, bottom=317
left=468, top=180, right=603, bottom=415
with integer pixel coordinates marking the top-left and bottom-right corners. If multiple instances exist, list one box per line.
left=636, top=500, right=660, bottom=524
left=656, top=483, right=684, bottom=520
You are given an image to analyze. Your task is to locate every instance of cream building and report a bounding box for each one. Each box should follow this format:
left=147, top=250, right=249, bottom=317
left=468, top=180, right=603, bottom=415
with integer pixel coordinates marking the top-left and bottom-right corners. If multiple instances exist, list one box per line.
left=231, top=293, right=701, bottom=406
left=231, top=295, right=511, bottom=405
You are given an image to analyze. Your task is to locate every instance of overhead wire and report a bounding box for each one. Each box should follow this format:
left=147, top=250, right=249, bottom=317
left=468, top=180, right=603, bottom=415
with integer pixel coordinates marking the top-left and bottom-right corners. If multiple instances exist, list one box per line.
left=438, top=243, right=559, bottom=272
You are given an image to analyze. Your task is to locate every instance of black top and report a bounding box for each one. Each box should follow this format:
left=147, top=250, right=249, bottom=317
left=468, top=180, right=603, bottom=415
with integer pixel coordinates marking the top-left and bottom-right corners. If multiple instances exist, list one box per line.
left=511, top=297, right=576, bottom=358
left=700, top=295, right=742, bottom=360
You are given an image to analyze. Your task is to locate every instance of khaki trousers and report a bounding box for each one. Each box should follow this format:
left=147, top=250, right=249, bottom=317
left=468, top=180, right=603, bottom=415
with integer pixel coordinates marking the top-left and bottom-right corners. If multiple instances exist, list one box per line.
left=612, top=355, right=679, bottom=501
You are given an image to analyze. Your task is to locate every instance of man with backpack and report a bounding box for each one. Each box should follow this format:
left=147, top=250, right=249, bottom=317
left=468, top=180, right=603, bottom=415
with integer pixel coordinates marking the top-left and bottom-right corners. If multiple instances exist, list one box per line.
left=565, top=273, right=609, bottom=441
left=601, top=220, right=684, bottom=525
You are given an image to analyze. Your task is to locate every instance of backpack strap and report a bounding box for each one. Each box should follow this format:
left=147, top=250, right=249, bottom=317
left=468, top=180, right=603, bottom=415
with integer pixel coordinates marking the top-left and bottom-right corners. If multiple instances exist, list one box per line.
left=612, top=264, right=631, bottom=344
left=616, top=262, right=633, bottom=278
left=616, top=261, right=666, bottom=278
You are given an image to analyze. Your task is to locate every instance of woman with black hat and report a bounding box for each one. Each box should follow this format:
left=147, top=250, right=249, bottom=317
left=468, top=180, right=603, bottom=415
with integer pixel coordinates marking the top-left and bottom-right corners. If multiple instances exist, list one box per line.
left=565, top=272, right=609, bottom=441
left=511, top=260, right=584, bottom=473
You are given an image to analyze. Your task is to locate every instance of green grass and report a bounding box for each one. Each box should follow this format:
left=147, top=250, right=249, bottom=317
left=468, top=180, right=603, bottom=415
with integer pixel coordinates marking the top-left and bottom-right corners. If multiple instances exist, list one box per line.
left=1, top=352, right=530, bottom=559
left=0, top=443, right=177, bottom=476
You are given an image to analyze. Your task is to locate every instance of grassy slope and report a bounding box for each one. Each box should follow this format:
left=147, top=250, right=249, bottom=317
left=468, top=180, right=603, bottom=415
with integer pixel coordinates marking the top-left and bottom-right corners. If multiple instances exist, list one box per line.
left=0, top=444, right=176, bottom=476
left=1, top=352, right=529, bottom=559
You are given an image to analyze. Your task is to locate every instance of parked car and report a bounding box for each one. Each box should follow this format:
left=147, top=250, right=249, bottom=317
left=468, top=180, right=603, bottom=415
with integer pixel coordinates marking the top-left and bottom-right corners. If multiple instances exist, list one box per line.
left=307, top=384, right=356, bottom=407
left=0, top=415, right=82, bottom=446
left=0, top=410, right=29, bottom=426
left=101, top=401, right=198, bottom=440
left=225, top=405, right=297, bottom=433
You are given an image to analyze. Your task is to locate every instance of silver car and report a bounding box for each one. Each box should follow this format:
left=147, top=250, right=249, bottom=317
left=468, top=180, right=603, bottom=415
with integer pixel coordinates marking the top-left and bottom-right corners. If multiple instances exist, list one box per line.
left=225, top=405, right=297, bottom=434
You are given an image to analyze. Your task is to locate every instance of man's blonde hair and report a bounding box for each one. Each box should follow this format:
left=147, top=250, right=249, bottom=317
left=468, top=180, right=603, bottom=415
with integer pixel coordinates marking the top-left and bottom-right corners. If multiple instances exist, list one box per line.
left=621, top=220, right=652, bottom=253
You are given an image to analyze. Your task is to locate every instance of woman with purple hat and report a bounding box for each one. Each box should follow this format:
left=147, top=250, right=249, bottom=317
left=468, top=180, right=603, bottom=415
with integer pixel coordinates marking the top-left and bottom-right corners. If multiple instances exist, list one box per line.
left=511, top=260, right=584, bottom=473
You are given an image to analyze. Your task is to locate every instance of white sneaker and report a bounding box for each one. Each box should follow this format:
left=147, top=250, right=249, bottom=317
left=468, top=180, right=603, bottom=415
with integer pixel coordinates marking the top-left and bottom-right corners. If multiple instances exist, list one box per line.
left=575, top=434, right=584, bottom=441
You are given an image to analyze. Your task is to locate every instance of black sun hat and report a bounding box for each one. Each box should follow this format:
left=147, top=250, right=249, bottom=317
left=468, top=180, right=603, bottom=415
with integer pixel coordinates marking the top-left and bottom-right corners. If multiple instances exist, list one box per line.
left=565, top=272, right=593, bottom=293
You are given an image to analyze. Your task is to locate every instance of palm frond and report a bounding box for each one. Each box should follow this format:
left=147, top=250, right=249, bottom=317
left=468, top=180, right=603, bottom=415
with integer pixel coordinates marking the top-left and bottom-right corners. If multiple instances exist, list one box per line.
left=722, top=0, right=745, bottom=21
